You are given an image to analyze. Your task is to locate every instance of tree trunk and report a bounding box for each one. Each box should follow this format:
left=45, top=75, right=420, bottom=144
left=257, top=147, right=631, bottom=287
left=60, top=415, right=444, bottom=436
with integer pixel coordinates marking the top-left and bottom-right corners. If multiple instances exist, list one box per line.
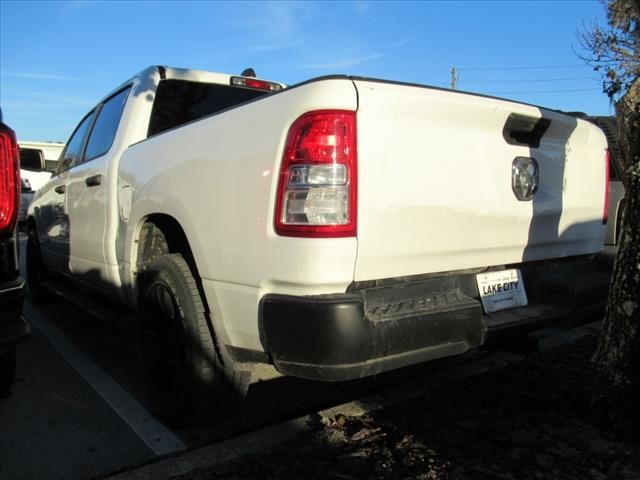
left=591, top=78, right=640, bottom=437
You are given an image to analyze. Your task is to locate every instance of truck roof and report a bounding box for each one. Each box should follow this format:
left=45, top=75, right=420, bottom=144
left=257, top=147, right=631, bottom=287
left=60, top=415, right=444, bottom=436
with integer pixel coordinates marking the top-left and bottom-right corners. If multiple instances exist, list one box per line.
left=101, top=66, right=287, bottom=106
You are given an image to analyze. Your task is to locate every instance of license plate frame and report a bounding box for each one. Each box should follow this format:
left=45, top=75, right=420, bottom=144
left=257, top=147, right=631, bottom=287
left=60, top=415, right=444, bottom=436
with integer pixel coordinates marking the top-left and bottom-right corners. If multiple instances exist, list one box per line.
left=476, top=269, right=528, bottom=314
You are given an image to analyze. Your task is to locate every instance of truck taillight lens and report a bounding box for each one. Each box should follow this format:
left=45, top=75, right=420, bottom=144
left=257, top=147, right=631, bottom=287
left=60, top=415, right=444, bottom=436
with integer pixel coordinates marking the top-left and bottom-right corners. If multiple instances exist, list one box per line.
left=603, top=149, right=611, bottom=225
left=275, top=111, right=357, bottom=237
left=0, top=123, right=20, bottom=232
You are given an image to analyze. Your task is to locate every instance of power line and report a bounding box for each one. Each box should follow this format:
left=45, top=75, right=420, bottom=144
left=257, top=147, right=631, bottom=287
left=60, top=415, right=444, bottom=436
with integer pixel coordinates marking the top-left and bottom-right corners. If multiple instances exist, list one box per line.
left=462, top=76, right=599, bottom=84
left=419, top=65, right=594, bottom=86
left=417, top=69, right=450, bottom=81
left=459, top=64, right=587, bottom=71
left=484, top=87, right=602, bottom=94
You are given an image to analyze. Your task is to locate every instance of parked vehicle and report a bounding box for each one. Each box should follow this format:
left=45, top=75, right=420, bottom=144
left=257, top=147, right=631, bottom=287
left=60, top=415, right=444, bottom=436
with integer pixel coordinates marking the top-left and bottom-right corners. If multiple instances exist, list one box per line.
left=18, top=141, right=65, bottom=226
left=27, top=66, right=611, bottom=426
left=0, top=108, right=29, bottom=396
left=19, top=178, right=35, bottom=228
left=566, top=113, right=625, bottom=259
left=588, top=116, right=625, bottom=256
left=19, top=141, right=65, bottom=186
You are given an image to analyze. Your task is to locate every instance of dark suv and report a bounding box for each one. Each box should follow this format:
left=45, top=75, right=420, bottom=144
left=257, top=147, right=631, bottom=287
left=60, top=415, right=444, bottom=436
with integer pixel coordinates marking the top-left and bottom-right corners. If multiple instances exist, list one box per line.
left=0, top=109, right=29, bottom=395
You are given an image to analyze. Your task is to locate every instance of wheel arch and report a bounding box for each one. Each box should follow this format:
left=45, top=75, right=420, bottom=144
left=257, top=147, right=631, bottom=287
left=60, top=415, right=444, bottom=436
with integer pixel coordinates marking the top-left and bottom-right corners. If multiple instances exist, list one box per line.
left=134, top=213, right=199, bottom=285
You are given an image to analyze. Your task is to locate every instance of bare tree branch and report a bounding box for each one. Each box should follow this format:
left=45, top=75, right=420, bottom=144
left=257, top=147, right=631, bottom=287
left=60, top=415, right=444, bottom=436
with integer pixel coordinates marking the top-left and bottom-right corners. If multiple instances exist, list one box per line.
left=578, top=0, right=640, bottom=97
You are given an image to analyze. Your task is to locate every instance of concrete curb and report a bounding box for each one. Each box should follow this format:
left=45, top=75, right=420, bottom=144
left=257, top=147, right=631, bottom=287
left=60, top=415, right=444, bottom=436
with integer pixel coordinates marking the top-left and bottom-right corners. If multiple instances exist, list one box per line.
left=105, top=320, right=603, bottom=479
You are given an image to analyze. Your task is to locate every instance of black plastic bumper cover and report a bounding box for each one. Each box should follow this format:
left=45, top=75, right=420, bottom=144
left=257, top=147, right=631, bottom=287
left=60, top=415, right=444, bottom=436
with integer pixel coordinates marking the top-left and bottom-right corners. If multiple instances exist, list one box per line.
left=261, top=293, right=483, bottom=381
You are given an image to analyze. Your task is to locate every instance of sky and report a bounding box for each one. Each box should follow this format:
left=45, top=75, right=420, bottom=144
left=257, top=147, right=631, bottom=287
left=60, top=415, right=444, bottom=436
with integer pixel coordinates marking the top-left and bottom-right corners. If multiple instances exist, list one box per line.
left=0, top=0, right=613, bottom=143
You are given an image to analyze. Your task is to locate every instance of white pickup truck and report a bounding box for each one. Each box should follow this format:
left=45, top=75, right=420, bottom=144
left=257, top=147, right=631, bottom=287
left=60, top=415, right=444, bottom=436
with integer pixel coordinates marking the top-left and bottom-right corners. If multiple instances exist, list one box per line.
left=27, top=66, right=611, bottom=426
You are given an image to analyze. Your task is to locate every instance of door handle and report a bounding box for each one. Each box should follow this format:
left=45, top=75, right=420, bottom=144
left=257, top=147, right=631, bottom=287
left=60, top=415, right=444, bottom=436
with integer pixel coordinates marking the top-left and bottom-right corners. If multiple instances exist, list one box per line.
left=86, top=174, right=103, bottom=187
left=54, top=185, right=66, bottom=194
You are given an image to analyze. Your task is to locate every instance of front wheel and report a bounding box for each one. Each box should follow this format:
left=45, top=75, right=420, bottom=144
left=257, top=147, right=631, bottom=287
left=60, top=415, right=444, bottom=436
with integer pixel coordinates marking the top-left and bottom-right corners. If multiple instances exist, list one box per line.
left=138, top=254, right=249, bottom=428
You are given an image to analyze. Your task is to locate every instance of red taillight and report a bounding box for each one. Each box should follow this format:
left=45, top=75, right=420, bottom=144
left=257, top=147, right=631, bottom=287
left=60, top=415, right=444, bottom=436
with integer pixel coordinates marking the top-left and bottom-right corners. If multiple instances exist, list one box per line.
left=603, top=149, right=611, bottom=225
left=0, top=122, right=20, bottom=233
left=275, top=110, right=357, bottom=238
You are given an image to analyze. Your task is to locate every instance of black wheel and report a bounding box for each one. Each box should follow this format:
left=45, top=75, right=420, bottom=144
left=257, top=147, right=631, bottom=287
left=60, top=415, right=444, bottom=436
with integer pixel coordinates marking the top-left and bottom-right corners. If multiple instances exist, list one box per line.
left=0, top=347, right=17, bottom=397
left=138, top=253, right=249, bottom=427
left=26, top=228, right=50, bottom=302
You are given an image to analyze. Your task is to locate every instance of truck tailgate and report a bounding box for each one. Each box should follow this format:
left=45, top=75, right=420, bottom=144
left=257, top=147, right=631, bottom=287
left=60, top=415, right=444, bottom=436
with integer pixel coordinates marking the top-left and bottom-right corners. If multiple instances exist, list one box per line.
left=353, top=80, right=607, bottom=282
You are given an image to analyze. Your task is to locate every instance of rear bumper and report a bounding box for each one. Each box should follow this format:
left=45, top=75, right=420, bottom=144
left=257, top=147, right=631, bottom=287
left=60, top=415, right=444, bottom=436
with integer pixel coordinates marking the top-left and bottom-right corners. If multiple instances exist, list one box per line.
left=260, top=257, right=609, bottom=381
left=261, top=293, right=478, bottom=381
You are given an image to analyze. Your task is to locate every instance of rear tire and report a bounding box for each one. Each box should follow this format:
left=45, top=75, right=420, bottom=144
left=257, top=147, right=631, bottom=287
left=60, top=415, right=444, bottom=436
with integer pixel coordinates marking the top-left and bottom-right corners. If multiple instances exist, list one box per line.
left=138, top=253, right=249, bottom=428
left=0, top=347, right=17, bottom=397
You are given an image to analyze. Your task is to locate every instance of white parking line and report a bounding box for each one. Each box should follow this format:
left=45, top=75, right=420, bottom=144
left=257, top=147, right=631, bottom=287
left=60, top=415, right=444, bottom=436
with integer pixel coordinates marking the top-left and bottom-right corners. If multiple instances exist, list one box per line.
left=23, top=302, right=187, bottom=456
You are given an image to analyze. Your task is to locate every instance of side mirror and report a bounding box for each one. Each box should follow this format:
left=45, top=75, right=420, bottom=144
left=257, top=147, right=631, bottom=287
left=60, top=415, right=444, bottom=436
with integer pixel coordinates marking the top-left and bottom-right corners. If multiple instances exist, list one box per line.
left=20, top=147, right=45, bottom=171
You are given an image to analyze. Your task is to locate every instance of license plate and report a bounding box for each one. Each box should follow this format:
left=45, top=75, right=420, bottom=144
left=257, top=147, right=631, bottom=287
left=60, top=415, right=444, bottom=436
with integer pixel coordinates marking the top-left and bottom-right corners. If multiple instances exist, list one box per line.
left=476, top=269, right=528, bottom=314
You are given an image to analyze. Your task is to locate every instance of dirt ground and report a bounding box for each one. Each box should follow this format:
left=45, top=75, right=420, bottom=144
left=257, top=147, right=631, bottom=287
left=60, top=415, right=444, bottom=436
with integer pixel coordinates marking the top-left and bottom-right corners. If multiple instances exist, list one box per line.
left=177, top=334, right=640, bottom=480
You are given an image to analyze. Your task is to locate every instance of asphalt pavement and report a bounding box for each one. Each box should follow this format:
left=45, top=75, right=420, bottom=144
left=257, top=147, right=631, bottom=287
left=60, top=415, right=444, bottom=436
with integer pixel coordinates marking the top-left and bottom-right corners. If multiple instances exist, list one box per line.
left=0, top=319, right=154, bottom=480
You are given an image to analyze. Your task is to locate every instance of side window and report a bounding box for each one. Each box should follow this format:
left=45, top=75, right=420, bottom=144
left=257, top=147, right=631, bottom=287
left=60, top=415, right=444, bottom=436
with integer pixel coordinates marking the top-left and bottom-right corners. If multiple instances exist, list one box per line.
left=84, top=87, right=130, bottom=162
left=58, top=111, right=96, bottom=173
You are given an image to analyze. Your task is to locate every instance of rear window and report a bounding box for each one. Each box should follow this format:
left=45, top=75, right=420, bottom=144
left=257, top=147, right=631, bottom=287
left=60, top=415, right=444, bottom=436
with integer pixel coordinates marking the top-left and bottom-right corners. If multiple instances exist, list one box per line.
left=148, top=80, right=268, bottom=138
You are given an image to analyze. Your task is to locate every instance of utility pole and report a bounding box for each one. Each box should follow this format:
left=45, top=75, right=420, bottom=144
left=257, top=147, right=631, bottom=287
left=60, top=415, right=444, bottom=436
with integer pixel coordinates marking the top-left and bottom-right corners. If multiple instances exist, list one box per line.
left=450, top=66, right=458, bottom=90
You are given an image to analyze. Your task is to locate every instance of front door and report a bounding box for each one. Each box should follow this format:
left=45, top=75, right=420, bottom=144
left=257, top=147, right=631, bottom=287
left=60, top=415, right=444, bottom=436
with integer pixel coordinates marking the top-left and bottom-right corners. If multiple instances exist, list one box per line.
left=35, top=110, right=96, bottom=275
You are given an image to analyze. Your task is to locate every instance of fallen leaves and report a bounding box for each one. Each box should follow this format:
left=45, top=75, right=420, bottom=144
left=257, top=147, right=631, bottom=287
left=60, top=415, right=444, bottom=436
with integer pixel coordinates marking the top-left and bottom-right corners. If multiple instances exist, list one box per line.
left=194, top=336, right=640, bottom=480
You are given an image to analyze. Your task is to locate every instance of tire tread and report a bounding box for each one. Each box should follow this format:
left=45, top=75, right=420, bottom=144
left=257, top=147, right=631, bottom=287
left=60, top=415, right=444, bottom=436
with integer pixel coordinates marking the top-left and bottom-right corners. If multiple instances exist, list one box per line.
left=140, top=253, right=248, bottom=427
